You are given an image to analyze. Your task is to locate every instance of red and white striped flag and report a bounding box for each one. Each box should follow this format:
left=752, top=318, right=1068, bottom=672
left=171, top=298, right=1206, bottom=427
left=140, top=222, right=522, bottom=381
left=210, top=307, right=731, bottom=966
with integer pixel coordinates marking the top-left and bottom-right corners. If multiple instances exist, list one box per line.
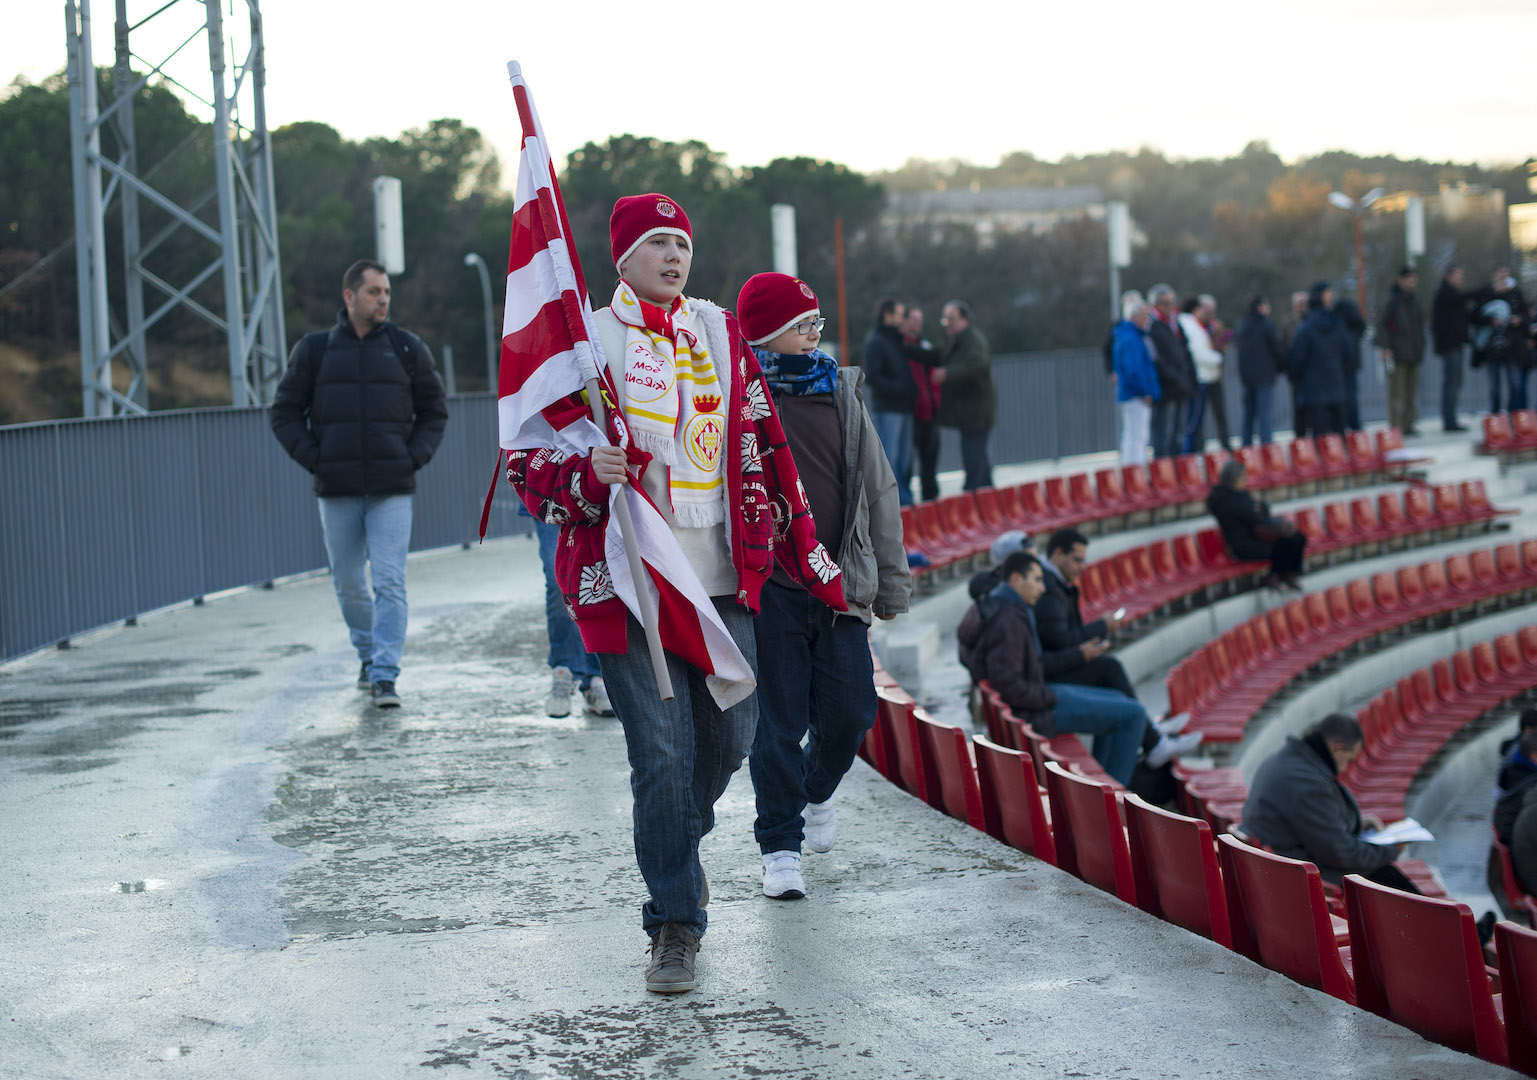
left=497, top=62, right=754, bottom=708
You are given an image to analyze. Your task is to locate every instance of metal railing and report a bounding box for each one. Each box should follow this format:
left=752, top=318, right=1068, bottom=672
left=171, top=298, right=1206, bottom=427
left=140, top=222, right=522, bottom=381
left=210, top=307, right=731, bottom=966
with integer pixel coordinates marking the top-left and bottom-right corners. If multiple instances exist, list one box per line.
left=0, top=344, right=1477, bottom=664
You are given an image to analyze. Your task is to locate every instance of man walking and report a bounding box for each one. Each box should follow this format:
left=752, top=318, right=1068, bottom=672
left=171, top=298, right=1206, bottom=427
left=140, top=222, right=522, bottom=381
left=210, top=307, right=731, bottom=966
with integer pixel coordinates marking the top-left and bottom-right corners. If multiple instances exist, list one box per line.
left=1376, top=267, right=1425, bottom=435
left=936, top=299, right=996, bottom=490
left=270, top=259, right=448, bottom=708
left=861, top=298, right=916, bottom=506
left=1432, top=265, right=1472, bottom=432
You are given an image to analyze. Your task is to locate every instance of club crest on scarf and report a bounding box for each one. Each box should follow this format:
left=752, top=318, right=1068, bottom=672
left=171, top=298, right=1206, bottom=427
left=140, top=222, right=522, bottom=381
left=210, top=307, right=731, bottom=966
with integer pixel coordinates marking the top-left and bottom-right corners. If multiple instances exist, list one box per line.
left=684, top=394, right=724, bottom=473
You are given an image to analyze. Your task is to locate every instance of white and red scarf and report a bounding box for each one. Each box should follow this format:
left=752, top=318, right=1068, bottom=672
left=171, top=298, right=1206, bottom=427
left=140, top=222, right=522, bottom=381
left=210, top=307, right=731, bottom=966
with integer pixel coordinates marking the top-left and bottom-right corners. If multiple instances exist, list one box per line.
left=610, top=280, right=726, bottom=527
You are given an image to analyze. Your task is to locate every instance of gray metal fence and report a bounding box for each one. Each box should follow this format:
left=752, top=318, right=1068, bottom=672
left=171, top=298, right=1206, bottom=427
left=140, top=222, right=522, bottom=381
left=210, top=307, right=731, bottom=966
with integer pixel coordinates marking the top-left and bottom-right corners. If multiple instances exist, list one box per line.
left=0, top=345, right=1496, bottom=664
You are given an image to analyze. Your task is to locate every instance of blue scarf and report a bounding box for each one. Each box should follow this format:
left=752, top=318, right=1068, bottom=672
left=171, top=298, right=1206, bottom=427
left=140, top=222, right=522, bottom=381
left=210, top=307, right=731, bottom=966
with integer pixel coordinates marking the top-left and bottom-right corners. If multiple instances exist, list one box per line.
left=755, top=347, right=839, bottom=397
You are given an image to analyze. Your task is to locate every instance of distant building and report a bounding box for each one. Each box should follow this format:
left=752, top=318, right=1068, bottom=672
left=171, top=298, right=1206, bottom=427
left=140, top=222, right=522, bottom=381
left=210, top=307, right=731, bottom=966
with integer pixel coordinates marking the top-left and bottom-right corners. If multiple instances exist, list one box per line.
left=882, top=184, right=1130, bottom=248
left=1374, top=182, right=1507, bottom=222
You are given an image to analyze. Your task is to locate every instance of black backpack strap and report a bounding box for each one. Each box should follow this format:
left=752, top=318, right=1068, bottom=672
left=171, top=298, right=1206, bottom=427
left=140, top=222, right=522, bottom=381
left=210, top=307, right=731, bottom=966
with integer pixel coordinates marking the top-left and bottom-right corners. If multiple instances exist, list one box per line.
left=382, top=322, right=418, bottom=378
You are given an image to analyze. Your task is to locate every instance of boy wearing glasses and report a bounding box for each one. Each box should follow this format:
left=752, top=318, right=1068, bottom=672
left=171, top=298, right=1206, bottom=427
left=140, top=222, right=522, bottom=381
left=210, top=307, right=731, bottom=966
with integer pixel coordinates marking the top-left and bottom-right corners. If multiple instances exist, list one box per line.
left=735, top=272, right=911, bottom=900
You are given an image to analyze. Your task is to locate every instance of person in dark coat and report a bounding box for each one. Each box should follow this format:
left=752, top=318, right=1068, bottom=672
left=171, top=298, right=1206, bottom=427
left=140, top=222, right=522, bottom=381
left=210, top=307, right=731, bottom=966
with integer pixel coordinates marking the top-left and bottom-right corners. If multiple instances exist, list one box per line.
left=1242, top=713, right=1418, bottom=892
left=1376, top=267, right=1426, bottom=435
left=861, top=297, right=917, bottom=506
left=1206, top=459, right=1305, bottom=589
left=1331, top=296, right=1367, bottom=432
left=1432, top=266, right=1474, bottom=432
left=1146, top=284, right=1196, bottom=458
left=1288, top=281, right=1353, bottom=436
left=1236, top=296, right=1284, bottom=446
left=935, top=299, right=996, bottom=491
left=270, top=258, right=448, bottom=708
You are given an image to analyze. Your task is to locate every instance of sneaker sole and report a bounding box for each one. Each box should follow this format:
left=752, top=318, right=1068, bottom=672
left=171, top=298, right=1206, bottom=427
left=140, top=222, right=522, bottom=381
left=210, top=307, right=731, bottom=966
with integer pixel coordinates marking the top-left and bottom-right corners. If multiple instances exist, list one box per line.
left=763, top=885, right=805, bottom=900
left=373, top=699, right=401, bottom=709
left=645, top=977, right=695, bottom=993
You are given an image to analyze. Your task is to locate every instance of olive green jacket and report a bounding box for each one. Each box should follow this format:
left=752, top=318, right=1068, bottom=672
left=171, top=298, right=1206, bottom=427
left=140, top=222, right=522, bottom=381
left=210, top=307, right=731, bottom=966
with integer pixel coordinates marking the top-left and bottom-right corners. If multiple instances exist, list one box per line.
left=936, top=326, right=995, bottom=431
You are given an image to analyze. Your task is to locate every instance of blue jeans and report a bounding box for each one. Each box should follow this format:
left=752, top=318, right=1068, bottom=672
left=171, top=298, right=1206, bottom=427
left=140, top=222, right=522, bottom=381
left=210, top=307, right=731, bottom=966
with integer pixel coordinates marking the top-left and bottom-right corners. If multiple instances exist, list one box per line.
left=533, top=517, right=599, bottom=688
left=1241, top=382, right=1275, bottom=446
left=749, top=582, right=876, bottom=854
left=871, top=411, right=913, bottom=506
left=1150, top=398, right=1185, bottom=458
left=1047, top=683, right=1148, bottom=786
left=1489, top=360, right=1530, bottom=413
left=318, top=494, right=413, bottom=683
left=597, top=597, right=757, bottom=939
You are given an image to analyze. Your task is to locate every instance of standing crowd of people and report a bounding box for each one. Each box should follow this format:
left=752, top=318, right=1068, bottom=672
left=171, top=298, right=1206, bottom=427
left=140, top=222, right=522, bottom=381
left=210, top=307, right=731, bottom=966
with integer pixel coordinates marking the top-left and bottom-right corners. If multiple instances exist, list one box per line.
left=861, top=296, right=998, bottom=503
left=1104, top=263, right=1534, bottom=464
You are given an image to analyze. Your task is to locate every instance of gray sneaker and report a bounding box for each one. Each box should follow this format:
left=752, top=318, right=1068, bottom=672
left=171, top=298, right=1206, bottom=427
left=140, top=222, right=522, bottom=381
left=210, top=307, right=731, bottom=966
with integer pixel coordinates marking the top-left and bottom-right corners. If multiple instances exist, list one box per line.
left=356, top=663, right=371, bottom=690
left=644, top=923, right=700, bottom=993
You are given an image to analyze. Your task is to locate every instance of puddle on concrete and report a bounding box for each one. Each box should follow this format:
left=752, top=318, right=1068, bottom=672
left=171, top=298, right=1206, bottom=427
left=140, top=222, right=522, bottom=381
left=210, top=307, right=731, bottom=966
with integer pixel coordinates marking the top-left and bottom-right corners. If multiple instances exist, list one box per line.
left=41, top=659, right=189, bottom=685
left=410, top=604, right=546, bottom=663
left=22, top=757, right=120, bottom=775
left=204, top=668, right=261, bottom=680
left=420, top=1002, right=833, bottom=1074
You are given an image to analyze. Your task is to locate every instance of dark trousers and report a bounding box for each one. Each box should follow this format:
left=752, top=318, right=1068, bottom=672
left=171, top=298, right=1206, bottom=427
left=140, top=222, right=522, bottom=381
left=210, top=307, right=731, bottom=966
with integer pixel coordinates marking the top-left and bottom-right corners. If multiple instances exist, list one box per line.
left=959, top=429, right=993, bottom=491
left=1308, top=403, right=1346, bottom=437
left=749, top=582, right=876, bottom=855
left=1438, top=347, right=1465, bottom=427
left=1365, top=863, right=1423, bottom=895
left=1489, top=360, right=1530, bottom=413
left=1150, top=398, right=1185, bottom=458
left=912, top=418, right=940, bottom=502
left=1268, top=533, right=1307, bottom=577
left=1343, top=369, right=1361, bottom=431
left=1184, top=382, right=1232, bottom=451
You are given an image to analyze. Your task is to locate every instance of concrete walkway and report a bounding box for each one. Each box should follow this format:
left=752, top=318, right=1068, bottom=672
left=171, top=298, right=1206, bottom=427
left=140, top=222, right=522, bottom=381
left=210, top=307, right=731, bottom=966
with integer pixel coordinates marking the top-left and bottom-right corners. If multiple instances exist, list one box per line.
left=0, top=534, right=1518, bottom=1078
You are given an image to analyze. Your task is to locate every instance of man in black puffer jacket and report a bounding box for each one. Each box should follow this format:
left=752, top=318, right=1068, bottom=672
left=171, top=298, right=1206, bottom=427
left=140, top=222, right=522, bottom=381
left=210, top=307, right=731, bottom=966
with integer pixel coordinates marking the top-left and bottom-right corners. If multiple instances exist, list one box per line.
left=270, top=259, right=448, bottom=708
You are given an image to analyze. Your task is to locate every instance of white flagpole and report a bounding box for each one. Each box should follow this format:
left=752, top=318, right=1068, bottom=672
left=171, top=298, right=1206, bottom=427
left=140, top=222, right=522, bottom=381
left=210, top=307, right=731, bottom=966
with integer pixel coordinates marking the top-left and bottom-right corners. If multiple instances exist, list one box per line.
left=507, top=61, right=673, bottom=700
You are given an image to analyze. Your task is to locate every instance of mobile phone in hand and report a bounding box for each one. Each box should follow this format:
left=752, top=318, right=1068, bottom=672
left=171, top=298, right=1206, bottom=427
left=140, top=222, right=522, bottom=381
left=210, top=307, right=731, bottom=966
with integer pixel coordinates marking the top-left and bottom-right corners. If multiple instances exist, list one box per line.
left=1112, top=607, right=1127, bottom=621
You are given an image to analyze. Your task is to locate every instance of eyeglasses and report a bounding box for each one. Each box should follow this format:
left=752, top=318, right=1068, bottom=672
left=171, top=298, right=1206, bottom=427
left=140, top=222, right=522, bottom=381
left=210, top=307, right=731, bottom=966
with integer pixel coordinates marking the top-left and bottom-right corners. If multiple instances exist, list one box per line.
left=792, top=316, right=826, bottom=335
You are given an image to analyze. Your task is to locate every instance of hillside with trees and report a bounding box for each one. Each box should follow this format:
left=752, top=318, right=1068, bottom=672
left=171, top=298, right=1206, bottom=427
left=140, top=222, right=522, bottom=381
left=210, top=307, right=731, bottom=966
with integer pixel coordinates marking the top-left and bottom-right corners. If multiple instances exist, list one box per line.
left=1, top=68, right=1531, bottom=423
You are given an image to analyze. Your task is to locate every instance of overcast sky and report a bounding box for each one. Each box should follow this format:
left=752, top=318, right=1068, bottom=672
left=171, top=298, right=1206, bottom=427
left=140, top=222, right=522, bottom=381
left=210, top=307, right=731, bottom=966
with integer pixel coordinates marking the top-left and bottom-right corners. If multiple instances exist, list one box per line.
left=7, top=0, right=1534, bottom=181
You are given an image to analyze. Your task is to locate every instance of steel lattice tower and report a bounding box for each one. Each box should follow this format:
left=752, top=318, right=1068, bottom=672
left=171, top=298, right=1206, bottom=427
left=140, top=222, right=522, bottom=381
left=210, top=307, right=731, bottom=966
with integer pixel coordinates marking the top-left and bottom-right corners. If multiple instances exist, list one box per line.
left=65, top=0, right=286, bottom=415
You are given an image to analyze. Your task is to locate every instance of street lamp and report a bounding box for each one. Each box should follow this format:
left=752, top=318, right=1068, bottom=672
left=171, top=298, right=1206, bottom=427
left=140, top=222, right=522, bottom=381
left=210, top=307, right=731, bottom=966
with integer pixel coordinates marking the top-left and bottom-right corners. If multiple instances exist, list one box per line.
left=463, top=252, right=497, bottom=391
left=1326, top=187, right=1385, bottom=316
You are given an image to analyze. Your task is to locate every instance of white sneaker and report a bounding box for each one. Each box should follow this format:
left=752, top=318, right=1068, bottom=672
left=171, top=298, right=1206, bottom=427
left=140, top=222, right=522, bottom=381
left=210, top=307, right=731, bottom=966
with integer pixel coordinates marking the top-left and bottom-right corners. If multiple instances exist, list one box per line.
left=583, top=676, right=615, bottom=716
left=1155, top=712, right=1192, bottom=736
left=545, top=665, right=574, bottom=718
left=761, top=850, right=805, bottom=900
left=803, top=800, right=837, bottom=853
left=1147, top=729, right=1204, bottom=769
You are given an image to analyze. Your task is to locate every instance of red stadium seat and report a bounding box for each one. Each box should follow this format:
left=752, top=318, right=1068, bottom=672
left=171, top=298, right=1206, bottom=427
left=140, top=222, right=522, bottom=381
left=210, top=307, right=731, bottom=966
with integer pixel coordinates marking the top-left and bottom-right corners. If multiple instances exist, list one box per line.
left=1497, top=920, right=1537, bottom=1075
left=913, top=709, right=984, bottom=829
left=1514, top=409, right=1537, bottom=450
left=1344, top=874, right=1507, bottom=1066
left=1289, top=436, right=1325, bottom=487
left=1044, top=761, right=1136, bottom=903
left=1217, top=835, right=1355, bottom=1004
left=875, top=688, right=928, bottom=800
left=1123, top=794, right=1232, bottom=947
left=972, top=734, right=1056, bottom=864
left=1483, top=412, right=1518, bottom=456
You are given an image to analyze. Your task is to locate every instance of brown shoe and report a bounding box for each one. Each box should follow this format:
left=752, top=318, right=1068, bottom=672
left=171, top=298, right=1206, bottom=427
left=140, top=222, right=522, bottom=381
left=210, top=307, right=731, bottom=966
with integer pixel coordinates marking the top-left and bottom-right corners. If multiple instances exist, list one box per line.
left=644, top=923, right=700, bottom=993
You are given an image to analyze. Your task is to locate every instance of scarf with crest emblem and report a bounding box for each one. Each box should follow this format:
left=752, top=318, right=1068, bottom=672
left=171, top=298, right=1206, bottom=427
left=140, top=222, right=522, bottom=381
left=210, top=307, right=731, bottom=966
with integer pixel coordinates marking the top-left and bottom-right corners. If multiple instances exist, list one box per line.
left=610, top=280, right=726, bottom=527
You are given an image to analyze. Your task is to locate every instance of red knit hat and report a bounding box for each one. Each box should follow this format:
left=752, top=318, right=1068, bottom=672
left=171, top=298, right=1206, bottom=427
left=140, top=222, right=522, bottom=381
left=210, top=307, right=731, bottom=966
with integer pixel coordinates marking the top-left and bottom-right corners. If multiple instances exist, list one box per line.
left=735, top=272, right=820, bottom=347
left=610, top=193, right=692, bottom=272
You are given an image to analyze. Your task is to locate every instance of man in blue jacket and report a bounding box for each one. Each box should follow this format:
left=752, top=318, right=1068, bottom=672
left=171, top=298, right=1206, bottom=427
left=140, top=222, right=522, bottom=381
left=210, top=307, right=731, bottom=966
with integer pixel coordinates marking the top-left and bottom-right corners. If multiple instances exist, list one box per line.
left=1112, top=296, right=1160, bottom=465
left=270, top=259, right=448, bottom=708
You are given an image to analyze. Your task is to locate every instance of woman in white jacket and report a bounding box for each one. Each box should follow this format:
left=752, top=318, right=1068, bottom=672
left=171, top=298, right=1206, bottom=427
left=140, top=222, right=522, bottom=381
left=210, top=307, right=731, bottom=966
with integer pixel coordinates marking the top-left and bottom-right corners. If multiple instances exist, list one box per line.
left=1178, top=294, right=1231, bottom=452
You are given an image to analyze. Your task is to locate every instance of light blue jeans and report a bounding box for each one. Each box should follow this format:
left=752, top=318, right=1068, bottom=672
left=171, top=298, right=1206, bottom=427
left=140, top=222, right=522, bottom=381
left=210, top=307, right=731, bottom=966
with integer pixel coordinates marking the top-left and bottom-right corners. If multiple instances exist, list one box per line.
left=871, top=410, right=913, bottom=506
left=1046, top=682, right=1148, bottom=786
left=533, top=517, right=599, bottom=688
left=318, top=494, right=413, bottom=683
left=597, top=597, right=758, bottom=939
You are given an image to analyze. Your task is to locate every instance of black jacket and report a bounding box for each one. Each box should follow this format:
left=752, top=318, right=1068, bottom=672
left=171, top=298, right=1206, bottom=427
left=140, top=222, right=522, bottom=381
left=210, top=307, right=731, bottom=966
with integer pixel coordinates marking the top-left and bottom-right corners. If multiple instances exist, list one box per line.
left=1035, top=563, right=1108, bottom=654
left=1206, top=484, right=1284, bottom=562
left=1236, top=312, right=1284, bottom=387
left=1289, top=308, right=1352, bottom=407
left=1432, top=279, right=1473, bottom=352
left=270, top=312, right=448, bottom=496
left=1147, top=316, right=1196, bottom=401
left=860, top=323, right=916, bottom=412
left=957, top=585, right=1058, bottom=734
